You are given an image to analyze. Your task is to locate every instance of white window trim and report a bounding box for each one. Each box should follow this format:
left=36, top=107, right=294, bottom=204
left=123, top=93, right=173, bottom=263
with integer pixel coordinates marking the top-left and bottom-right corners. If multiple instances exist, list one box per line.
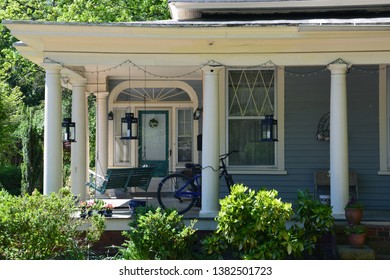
left=379, top=65, right=390, bottom=175
left=175, top=107, right=195, bottom=168
left=221, top=67, right=286, bottom=175
left=108, top=80, right=199, bottom=171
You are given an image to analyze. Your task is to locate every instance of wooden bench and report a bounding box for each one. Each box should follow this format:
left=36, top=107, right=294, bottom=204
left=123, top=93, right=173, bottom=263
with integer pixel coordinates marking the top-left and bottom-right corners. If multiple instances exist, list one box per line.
left=314, top=170, right=358, bottom=200
left=86, top=167, right=155, bottom=194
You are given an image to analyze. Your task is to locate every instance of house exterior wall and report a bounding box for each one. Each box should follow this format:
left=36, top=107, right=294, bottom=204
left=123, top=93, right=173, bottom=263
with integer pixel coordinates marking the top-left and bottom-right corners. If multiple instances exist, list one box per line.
left=227, top=66, right=389, bottom=210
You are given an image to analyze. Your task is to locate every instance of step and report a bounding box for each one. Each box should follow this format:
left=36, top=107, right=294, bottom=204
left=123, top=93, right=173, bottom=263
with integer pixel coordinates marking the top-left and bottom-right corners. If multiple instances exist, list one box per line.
left=337, top=245, right=375, bottom=260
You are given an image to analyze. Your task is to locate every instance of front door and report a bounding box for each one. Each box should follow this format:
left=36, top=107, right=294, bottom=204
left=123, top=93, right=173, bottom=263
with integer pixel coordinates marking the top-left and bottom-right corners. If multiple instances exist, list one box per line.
left=139, top=110, right=169, bottom=177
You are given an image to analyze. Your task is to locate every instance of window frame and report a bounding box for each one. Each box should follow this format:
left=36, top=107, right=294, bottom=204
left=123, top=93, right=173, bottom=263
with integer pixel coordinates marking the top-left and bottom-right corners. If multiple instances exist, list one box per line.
left=176, top=108, right=194, bottom=165
left=224, top=67, right=286, bottom=175
left=379, top=65, right=390, bottom=175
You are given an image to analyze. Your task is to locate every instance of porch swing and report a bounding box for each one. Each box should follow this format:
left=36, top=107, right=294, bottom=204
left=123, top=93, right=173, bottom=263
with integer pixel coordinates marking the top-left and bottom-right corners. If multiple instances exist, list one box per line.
left=85, top=65, right=155, bottom=195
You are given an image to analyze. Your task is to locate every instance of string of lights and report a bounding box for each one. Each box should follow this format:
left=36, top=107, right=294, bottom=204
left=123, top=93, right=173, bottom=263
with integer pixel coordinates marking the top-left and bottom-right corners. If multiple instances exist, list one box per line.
left=43, top=57, right=382, bottom=80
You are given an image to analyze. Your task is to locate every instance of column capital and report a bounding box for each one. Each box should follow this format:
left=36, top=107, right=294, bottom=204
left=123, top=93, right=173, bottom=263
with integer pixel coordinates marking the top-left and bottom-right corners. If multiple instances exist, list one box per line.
left=327, top=62, right=350, bottom=74
left=202, top=65, right=224, bottom=74
left=41, top=62, right=62, bottom=73
left=94, top=91, right=109, bottom=99
left=71, top=78, right=87, bottom=87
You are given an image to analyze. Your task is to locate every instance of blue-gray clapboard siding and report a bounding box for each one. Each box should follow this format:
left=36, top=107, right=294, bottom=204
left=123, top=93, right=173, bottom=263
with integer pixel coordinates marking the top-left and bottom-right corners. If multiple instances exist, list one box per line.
left=223, top=66, right=389, bottom=210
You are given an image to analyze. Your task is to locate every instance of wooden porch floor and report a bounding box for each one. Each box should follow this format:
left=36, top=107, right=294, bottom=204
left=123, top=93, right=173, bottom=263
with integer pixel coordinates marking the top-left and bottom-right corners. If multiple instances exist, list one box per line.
left=89, top=196, right=390, bottom=232
left=87, top=177, right=390, bottom=231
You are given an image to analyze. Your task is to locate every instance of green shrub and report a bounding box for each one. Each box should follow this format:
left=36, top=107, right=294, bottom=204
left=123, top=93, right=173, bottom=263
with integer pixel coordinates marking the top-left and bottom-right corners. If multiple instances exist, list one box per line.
left=119, top=207, right=197, bottom=260
left=0, top=188, right=105, bottom=259
left=202, top=184, right=304, bottom=260
left=292, top=190, right=334, bottom=257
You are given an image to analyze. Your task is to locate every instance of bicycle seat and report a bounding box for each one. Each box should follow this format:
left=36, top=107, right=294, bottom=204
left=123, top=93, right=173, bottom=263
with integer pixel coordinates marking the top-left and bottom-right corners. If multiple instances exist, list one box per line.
left=185, top=163, right=202, bottom=170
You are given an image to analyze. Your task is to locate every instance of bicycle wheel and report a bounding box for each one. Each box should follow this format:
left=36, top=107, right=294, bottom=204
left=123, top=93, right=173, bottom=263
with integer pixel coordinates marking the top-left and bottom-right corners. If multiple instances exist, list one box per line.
left=157, top=173, right=198, bottom=214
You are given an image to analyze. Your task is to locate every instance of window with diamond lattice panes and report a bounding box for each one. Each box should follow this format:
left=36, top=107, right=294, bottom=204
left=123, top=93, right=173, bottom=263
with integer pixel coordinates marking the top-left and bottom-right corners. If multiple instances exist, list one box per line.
left=228, top=69, right=276, bottom=166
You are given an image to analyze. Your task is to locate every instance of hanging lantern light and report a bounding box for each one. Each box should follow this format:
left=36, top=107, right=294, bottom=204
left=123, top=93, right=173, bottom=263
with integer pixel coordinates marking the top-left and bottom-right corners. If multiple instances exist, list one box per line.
left=120, top=66, right=138, bottom=140
left=62, top=118, right=76, bottom=142
left=108, top=111, right=114, bottom=120
left=260, top=115, right=278, bottom=142
left=131, top=114, right=138, bottom=139
left=120, top=112, right=138, bottom=140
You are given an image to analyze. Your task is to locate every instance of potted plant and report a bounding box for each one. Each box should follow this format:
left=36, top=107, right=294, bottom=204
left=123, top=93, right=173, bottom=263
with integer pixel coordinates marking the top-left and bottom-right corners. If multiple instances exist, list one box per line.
left=79, top=201, right=88, bottom=218
left=345, top=196, right=364, bottom=225
left=103, top=203, right=113, bottom=217
left=345, top=224, right=367, bottom=248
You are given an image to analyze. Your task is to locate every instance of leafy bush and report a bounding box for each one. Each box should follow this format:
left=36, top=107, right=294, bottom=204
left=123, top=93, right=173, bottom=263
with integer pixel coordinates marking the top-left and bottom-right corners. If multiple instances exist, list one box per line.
left=292, top=190, right=334, bottom=257
left=202, top=184, right=304, bottom=259
left=0, top=188, right=105, bottom=259
left=119, top=207, right=197, bottom=260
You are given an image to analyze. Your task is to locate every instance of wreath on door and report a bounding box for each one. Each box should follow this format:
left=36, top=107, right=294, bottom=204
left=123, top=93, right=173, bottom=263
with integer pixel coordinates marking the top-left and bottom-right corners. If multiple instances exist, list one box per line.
left=149, top=118, right=158, bottom=128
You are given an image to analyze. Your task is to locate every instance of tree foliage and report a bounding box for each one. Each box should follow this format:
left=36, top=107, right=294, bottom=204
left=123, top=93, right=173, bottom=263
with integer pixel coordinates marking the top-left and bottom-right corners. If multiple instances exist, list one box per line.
left=0, top=0, right=170, bottom=23
left=0, top=0, right=170, bottom=192
left=15, top=105, right=44, bottom=194
left=0, top=80, right=23, bottom=164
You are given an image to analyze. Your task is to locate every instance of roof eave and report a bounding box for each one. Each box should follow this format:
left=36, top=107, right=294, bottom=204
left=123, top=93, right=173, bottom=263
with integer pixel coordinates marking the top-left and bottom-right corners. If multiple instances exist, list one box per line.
left=168, top=0, right=390, bottom=20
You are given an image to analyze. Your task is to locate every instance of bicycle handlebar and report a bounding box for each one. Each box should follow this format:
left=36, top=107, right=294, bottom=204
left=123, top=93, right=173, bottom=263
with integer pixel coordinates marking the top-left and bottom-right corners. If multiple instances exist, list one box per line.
left=184, top=150, right=238, bottom=172
left=220, top=150, right=239, bottom=160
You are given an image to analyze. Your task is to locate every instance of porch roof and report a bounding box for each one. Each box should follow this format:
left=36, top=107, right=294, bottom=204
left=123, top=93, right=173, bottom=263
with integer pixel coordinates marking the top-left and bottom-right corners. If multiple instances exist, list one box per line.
left=4, top=17, right=390, bottom=28
left=4, top=17, right=390, bottom=87
left=168, top=0, right=390, bottom=20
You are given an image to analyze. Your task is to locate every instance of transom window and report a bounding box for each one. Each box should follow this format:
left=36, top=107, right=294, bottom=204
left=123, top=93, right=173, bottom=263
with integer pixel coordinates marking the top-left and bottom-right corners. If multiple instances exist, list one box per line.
left=117, top=87, right=191, bottom=102
left=227, top=68, right=276, bottom=167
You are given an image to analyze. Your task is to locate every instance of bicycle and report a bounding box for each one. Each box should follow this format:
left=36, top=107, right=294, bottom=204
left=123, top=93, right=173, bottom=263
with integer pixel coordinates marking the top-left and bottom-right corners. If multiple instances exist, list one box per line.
left=157, top=150, right=238, bottom=214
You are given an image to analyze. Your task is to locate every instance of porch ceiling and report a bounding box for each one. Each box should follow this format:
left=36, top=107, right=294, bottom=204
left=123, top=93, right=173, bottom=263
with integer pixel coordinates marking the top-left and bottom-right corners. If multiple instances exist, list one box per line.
left=4, top=19, right=390, bottom=72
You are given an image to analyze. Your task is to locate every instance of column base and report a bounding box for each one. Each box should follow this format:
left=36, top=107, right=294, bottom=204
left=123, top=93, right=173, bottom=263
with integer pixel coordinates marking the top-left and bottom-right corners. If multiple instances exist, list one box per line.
left=199, top=209, right=219, bottom=218
left=332, top=213, right=346, bottom=220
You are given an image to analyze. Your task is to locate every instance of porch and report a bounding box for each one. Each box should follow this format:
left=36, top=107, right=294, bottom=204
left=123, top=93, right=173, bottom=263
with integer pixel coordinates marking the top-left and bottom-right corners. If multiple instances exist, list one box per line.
left=93, top=194, right=390, bottom=230
left=87, top=197, right=390, bottom=260
left=88, top=177, right=217, bottom=231
left=91, top=194, right=390, bottom=229
left=89, top=189, right=390, bottom=260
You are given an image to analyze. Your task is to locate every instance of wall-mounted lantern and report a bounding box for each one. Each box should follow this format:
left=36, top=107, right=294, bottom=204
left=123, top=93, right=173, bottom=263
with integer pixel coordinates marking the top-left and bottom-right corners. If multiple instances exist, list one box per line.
left=120, top=112, right=138, bottom=140
left=260, top=115, right=278, bottom=142
left=62, top=118, right=76, bottom=142
left=108, top=111, right=114, bottom=120
left=193, top=107, right=203, bottom=120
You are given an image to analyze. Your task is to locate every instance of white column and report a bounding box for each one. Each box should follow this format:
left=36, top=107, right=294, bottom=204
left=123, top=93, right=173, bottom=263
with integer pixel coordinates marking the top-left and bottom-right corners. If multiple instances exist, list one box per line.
left=95, top=92, right=109, bottom=178
left=71, top=79, right=87, bottom=201
left=328, top=63, right=350, bottom=216
left=43, top=64, right=63, bottom=194
left=200, top=66, right=222, bottom=218
left=85, top=93, right=90, bottom=186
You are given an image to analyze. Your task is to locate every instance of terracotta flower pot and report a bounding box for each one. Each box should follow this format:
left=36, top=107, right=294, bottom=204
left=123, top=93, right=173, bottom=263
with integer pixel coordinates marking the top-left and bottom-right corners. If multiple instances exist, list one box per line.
left=348, top=233, right=366, bottom=248
left=345, top=208, right=363, bottom=225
